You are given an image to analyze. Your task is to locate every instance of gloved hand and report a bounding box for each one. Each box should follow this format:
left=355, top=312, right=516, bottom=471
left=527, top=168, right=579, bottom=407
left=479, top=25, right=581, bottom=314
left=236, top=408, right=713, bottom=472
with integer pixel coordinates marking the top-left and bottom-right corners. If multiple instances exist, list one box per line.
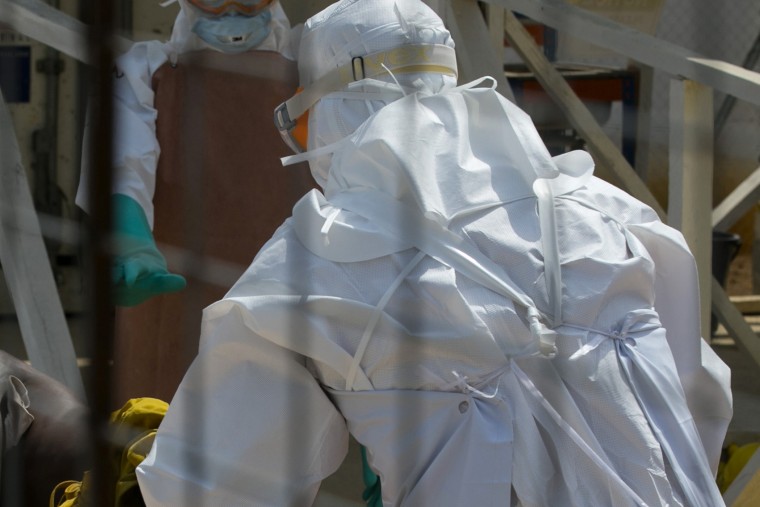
left=111, top=194, right=186, bottom=306
left=360, top=446, right=382, bottom=507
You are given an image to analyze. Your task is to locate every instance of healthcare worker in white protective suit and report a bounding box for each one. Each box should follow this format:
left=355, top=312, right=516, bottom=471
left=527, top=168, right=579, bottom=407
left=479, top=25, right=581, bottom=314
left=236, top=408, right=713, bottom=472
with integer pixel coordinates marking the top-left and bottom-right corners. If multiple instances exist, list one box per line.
left=137, top=0, right=733, bottom=505
left=76, top=0, right=294, bottom=306
left=73, top=0, right=321, bottom=406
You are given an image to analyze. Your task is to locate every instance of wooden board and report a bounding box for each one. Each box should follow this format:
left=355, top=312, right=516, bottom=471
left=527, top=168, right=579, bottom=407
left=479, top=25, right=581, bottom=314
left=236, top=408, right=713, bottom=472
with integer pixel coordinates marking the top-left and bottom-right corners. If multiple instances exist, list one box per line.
left=713, top=165, right=760, bottom=231
left=713, top=277, right=760, bottom=369
left=668, top=79, right=714, bottom=337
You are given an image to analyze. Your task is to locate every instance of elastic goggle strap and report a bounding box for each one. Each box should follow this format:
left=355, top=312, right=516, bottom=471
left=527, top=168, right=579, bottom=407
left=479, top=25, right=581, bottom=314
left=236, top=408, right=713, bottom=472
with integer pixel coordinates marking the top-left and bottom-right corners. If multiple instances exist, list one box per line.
left=187, top=0, right=274, bottom=17
left=275, top=44, right=457, bottom=132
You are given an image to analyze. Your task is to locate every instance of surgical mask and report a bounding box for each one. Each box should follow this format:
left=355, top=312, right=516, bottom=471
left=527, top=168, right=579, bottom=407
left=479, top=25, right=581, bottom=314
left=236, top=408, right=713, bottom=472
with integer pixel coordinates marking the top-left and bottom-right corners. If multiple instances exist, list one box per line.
left=191, top=10, right=272, bottom=53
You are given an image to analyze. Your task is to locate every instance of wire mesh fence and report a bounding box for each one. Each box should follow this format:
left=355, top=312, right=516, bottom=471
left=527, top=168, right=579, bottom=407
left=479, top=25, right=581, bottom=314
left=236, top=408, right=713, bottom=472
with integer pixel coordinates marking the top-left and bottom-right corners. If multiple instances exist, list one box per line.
left=0, top=0, right=758, bottom=505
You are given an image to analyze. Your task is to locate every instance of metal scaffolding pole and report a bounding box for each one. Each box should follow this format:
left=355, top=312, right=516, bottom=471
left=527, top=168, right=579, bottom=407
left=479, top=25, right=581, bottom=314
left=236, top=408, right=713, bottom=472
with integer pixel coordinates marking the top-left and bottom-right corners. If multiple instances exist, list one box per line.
left=83, top=0, right=116, bottom=505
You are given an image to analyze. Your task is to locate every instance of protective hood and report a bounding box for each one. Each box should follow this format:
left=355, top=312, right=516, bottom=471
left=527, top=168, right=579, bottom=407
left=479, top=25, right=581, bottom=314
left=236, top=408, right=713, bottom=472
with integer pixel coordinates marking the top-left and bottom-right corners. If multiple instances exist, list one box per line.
left=168, top=0, right=294, bottom=59
left=295, top=0, right=457, bottom=187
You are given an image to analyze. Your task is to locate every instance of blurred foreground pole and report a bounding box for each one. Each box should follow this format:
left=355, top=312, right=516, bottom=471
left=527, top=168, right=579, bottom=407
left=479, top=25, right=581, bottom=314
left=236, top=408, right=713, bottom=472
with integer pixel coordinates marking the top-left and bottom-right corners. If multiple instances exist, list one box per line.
left=83, top=0, right=116, bottom=505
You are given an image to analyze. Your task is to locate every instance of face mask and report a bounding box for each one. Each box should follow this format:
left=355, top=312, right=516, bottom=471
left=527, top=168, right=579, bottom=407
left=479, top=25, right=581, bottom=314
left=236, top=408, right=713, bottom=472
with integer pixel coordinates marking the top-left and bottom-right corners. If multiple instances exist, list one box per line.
left=191, top=10, right=272, bottom=54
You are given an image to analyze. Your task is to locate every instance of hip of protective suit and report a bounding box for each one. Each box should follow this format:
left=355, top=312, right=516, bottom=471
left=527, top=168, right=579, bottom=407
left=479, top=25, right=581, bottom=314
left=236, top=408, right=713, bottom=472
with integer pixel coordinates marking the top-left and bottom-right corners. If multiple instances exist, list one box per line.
left=327, top=387, right=514, bottom=506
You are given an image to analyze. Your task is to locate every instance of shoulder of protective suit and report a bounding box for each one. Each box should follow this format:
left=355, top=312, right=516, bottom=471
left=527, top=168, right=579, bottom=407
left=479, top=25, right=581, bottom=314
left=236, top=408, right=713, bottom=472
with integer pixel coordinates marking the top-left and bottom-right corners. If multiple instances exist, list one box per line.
left=572, top=176, right=661, bottom=225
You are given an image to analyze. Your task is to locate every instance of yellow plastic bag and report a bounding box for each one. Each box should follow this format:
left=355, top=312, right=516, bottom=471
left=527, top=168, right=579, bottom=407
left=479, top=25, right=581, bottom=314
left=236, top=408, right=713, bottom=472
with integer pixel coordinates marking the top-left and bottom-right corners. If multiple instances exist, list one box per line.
left=50, top=476, right=88, bottom=507
left=718, top=442, right=760, bottom=493
left=49, top=398, right=168, bottom=507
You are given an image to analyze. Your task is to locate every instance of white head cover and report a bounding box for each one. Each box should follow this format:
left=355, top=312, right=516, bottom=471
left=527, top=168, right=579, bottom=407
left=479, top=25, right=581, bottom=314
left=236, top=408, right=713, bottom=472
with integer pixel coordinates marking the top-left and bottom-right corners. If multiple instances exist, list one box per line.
left=168, top=0, right=293, bottom=58
left=297, top=0, right=457, bottom=186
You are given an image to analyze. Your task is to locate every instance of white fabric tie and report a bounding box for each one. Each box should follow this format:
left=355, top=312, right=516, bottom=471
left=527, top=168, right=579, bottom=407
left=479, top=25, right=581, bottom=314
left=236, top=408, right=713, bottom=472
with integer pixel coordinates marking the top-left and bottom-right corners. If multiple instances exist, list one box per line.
left=566, top=309, right=661, bottom=361
left=345, top=250, right=427, bottom=391
left=448, top=363, right=511, bottom=399
left=528, top=307, right=558, bottom=358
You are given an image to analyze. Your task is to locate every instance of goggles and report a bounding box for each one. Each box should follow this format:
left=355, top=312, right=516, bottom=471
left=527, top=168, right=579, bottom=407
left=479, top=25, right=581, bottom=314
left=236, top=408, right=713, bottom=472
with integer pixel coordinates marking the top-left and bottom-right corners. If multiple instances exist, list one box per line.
left=187, top=0, right=274, bottom=17
left=274, top=44, right=458, bottom=154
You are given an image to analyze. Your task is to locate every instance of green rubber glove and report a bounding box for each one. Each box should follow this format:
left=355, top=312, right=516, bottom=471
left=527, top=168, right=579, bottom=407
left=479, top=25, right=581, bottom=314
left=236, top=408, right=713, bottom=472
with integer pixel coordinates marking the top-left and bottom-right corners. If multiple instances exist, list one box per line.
left=111, top=194, right=186, bottom=306
left=360, top=446, right=382, bottom=507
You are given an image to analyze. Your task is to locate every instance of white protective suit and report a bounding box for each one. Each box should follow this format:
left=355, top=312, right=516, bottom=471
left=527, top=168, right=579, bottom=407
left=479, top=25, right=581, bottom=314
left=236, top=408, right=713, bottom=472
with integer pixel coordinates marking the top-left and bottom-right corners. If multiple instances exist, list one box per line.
left=137, top=1, right=732, bottom=505
left=75, top=0, right=295, bottom=226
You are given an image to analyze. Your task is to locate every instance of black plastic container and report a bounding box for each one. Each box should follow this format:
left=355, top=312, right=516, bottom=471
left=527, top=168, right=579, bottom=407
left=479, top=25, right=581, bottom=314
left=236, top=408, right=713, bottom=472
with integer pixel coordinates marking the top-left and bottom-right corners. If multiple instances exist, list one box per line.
left=711, top=230, right=742, bottom=334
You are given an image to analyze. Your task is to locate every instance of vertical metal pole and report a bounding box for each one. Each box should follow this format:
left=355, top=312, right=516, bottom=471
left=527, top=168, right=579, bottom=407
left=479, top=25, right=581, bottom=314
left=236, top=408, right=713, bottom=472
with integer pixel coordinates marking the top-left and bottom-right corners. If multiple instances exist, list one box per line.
left=755, top=206, right=760, bottom=294
left=668, top=78, right=714, bottom=339
left=446, top=0, right=514, bottom=99
left=83, top=0, right=116, bottom=504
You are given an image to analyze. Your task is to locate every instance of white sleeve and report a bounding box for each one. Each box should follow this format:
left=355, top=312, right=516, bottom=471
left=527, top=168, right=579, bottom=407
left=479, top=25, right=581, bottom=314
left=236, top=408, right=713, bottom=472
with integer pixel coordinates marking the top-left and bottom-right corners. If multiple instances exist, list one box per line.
left=628, top=220, right=732, bottom=475
left=136, top=306, right=349, bottom=506
left=76, top=41, right=170, bottom=228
